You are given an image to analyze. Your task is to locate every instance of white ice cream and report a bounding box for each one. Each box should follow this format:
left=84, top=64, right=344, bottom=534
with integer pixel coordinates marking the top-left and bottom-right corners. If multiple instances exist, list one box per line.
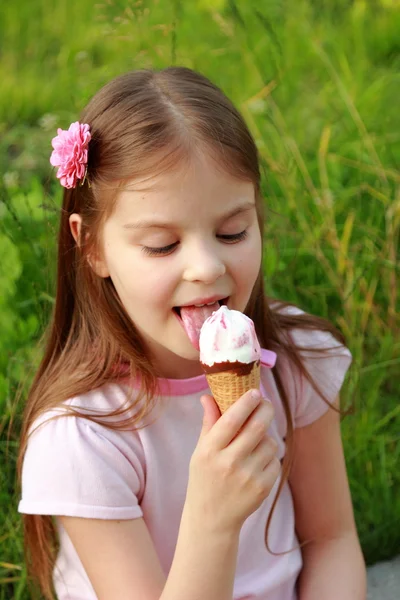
left=199, top=305, right=261, bottom=367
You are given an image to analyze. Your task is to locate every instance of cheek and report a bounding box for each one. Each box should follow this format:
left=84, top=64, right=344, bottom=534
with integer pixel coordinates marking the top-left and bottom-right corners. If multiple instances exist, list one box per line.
left=142, top=267, right=177, bottom=304
left=235, top=234, right=262, bottom=277
left=109, top=253, right=177, bottom=305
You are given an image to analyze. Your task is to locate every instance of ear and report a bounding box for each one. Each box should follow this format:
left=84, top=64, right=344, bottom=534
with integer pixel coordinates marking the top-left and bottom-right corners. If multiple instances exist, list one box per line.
left=69, top=213, right=110, bottom=278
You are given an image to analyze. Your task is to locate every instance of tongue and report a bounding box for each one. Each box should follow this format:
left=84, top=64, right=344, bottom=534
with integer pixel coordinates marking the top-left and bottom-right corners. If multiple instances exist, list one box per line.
left=180, top=304, right=219, bottom=350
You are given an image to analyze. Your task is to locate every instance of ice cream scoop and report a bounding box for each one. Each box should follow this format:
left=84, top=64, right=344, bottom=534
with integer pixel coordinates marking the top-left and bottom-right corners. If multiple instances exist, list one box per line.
left=199, top=305, right=262, bottom=413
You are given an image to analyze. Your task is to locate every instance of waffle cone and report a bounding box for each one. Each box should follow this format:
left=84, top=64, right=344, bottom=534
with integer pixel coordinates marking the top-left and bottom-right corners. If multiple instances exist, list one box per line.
left=205, top=362, right=260, bottom=414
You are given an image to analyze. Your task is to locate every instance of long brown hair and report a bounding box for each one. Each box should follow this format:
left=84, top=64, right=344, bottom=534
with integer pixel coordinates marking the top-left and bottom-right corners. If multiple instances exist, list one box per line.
left=18, top=67, right=350, bottom=599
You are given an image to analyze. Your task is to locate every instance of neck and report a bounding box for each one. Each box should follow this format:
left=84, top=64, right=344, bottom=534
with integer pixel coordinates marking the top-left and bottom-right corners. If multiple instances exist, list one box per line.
left=148, top=346, right=204, bottom=379
left=154, top=357, right=204, bottom=379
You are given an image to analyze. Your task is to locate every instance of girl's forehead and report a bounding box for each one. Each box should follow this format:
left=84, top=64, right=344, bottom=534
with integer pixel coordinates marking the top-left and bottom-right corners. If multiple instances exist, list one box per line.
left=112, top=156, right=255, bottom=222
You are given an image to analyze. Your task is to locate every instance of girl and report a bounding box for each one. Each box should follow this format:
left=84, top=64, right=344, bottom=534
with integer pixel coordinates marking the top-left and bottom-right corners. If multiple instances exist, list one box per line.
left=18, top=67, right=366, bottom=600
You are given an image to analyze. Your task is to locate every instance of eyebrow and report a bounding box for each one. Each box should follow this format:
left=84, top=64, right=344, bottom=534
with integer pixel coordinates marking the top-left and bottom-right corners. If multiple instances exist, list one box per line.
left=122, top=201, right=256, bottom=230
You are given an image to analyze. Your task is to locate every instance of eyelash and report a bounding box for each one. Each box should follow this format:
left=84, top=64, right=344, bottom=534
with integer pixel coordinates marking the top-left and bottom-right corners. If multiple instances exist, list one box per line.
left=142, top=230, right=248, bottom=257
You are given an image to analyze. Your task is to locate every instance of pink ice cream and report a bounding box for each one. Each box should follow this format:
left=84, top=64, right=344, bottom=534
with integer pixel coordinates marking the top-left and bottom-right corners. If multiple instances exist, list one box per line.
left=199, top=305, right=261, bottom=369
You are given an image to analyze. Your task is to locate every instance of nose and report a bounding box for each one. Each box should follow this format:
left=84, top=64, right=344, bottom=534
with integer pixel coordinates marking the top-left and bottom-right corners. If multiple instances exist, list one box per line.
left=182, top=240, right=226, bottom=284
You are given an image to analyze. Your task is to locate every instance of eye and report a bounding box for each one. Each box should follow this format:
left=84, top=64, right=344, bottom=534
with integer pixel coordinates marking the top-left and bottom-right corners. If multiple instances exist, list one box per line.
left=218, top=230, right=248, bottom=243
left=142, top=242, right=179, bottom=256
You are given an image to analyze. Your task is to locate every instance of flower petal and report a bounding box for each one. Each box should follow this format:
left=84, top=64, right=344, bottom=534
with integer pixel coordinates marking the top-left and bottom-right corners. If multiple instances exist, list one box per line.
left=50, top=122, right=91, bottom=188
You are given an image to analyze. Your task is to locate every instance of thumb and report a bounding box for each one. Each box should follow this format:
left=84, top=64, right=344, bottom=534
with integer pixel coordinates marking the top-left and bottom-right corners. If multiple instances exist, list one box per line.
left=200, top=394, right=221, bottom=436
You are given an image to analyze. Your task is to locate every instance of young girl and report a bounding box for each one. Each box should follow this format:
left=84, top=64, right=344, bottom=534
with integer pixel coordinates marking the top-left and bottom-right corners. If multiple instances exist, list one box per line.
left=18, top=67, right=366, bottom=600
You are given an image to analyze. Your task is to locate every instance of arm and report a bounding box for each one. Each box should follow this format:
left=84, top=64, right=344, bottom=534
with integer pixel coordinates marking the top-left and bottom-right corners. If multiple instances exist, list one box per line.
left=288, top=396, right=367, bottom=600
left=58, top=390, right=279, bottom=600
left=60, top=512, right=240, bottom=600
left=162, top=504, right=240, bottom=600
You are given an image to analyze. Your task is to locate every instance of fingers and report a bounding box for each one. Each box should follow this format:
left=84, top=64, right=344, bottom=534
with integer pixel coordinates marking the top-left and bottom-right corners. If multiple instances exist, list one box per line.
left=227, top=401, right=275, bottom=457
left=199, top=395, right=222, bottom=437
left=207, top=389, right=262, bottom=450
left=249, top=435, right=279, bottom=470
left=261, top=456, right=281, bottom=485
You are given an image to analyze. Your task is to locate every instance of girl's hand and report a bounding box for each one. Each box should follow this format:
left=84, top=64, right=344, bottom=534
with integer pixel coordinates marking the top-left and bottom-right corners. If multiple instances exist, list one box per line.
left=185, top=390, right=280, bottom=534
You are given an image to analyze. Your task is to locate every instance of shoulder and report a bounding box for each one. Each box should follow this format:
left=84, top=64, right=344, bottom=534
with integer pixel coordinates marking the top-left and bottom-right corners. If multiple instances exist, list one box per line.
left=29, top=380, right=144, bottom=434
left=264, top=301, right=352, bottom=428
left=25, top=381, right=149, bottom=467
left=65, top=380, right=136, bottom=415
left=269, top=300, right=351, bottom=357
left=19, top=382, right=146, bottom=518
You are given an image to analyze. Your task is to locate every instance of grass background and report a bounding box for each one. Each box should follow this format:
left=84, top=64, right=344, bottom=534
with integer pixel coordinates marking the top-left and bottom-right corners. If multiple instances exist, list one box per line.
left=1, top=0, right=399, bottom=597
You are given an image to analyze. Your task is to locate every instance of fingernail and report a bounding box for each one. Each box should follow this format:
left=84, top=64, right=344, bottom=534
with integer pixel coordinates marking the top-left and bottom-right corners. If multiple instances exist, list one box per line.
left=251, top=389, right=261, bottom=400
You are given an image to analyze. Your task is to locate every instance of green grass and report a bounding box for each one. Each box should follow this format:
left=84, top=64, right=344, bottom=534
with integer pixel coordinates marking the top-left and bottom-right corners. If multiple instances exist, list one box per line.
left=1, top=0, right=400, bottom=597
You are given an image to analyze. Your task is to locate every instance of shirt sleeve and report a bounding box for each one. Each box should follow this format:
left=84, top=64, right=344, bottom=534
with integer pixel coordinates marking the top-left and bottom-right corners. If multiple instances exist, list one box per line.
left=18, top=411, right=145, bottom=520
left=290, top=326, right=352, bottom=428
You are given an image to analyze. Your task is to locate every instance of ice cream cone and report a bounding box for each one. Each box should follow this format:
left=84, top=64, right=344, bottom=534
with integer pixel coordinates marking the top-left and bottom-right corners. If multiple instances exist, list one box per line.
left=205, top=361, right=260, bottom=414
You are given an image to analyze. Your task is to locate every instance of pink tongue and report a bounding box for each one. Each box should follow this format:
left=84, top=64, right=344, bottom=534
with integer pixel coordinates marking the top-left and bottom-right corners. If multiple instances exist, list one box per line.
left=180, top=304, right=218, bottom=350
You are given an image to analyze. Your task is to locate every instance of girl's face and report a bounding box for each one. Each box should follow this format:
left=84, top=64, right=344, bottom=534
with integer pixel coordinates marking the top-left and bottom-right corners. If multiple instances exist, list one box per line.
left=96, top=154, right=261, bottom=378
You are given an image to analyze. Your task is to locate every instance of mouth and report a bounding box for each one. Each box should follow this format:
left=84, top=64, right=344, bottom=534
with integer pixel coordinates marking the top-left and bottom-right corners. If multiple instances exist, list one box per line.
left=173, top=297, right=229, bottom=319
left=173, top=297, right=230, bottom=350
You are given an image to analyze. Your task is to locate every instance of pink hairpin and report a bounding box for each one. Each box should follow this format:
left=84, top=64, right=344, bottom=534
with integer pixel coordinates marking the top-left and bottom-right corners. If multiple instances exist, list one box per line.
left=50, top=121, right=91, bottom=189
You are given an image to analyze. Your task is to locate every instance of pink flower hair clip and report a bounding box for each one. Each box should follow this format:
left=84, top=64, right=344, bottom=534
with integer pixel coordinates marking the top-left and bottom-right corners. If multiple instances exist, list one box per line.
left=50, top=121, right=91, bottom=189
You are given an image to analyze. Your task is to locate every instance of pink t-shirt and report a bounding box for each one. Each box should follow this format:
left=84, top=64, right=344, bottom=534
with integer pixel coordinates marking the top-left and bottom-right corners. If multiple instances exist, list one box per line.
left=19, top=307, right=352, bottom=600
